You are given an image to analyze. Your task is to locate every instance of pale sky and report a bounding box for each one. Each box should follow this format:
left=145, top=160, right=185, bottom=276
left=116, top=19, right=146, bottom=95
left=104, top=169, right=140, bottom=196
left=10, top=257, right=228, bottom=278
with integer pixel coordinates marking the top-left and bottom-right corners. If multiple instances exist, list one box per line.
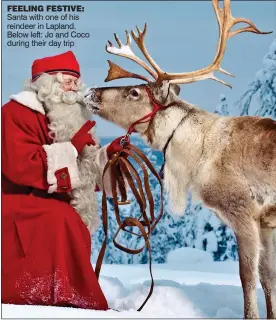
left=2, top=1, right=276, bottom=136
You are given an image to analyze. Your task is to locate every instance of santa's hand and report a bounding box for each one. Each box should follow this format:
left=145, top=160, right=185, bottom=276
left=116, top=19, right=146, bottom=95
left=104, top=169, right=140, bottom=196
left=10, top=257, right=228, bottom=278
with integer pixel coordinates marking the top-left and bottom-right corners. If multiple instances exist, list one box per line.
left=71, top=120, right=96, bottom=154
left=107, top=136, right=129, bottom=159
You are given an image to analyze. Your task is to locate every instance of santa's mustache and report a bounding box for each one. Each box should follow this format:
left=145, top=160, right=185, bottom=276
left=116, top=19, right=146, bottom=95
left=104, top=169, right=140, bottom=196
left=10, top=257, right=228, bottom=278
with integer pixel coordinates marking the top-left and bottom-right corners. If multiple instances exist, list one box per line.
left=61, top=90, right=84, bottom=105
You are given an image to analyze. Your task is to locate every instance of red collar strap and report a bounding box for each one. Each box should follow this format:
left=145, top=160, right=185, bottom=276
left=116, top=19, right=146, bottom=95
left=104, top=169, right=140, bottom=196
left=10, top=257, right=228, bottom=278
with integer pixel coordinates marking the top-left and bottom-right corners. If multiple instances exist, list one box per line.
left=126, top=87, right=164, bottom=136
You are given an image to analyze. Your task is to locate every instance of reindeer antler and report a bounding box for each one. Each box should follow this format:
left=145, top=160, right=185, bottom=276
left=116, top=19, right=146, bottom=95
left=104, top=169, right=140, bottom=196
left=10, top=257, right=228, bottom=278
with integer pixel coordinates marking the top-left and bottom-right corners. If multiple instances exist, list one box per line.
left=105, top=0, right=272, bottom=87
left=105, top=29, right=157, bottom=83
left=164, top=0, right=272, bottom=88
left=105, top=61, right=153, bottom=83
left=130, top=24, right=165, bottom=81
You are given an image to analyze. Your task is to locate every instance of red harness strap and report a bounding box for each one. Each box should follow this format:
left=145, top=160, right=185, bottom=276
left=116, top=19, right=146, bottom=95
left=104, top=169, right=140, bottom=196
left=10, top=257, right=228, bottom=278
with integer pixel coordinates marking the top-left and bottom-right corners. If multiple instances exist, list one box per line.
left=120, top=87, right=165, bottom=146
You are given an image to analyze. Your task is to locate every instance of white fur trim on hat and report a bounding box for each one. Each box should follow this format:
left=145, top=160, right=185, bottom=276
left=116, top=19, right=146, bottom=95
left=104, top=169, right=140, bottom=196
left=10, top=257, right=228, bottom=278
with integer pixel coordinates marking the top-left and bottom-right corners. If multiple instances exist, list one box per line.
left=10, top=91, right=45, bottom=115
left=43, top=142, right=81, bottom=193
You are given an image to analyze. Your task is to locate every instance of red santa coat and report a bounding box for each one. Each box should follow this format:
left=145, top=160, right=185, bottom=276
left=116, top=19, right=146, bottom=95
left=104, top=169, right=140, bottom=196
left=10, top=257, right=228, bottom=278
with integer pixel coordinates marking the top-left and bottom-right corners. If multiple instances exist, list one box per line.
left=1, top=91, right=109, bottom=309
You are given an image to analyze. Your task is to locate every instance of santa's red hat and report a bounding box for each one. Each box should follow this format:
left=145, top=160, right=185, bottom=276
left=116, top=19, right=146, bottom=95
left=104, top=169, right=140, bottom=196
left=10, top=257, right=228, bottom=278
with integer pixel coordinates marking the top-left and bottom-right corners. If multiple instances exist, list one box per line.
left=32, top=51, right=81, bottom=81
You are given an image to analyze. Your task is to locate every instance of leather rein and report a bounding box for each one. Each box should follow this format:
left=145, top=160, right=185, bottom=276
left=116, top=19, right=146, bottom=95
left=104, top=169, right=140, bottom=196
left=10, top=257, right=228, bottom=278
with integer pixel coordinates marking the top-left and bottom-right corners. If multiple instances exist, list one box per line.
left=95, top=87, right=174, bottom=311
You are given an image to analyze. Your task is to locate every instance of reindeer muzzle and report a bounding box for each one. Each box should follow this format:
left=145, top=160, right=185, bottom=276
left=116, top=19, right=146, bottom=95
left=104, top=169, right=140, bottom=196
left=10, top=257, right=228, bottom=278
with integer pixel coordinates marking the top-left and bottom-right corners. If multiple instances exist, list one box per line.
left=83, top=88, right=102, bottom=113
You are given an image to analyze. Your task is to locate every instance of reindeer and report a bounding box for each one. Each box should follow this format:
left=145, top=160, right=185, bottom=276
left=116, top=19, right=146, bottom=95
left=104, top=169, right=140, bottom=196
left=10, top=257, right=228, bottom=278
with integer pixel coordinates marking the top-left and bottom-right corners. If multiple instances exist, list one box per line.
left=84, top=0, right=276, bottom=318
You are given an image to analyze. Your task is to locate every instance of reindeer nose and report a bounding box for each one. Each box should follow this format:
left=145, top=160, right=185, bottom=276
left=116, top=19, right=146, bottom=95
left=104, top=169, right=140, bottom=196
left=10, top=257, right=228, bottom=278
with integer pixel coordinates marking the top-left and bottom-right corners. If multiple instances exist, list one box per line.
left=84, top=87, right=101, bottom=100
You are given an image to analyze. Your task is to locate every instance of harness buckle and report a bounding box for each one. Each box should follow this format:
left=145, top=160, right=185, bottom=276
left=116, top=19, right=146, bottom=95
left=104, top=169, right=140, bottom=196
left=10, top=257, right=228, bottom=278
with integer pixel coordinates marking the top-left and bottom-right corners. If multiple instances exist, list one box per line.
left=120, top=133, right=130, bottom=147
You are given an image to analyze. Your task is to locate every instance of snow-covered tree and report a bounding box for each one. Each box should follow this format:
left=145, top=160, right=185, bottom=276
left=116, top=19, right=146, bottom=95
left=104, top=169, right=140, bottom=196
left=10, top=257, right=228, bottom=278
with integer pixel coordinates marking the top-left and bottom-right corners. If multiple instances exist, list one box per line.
left=181, top=193, right=196, bottom=248
left=215, top=94, right=230, bottom=116
left=146, top=187, right=187, bottom=264
left=191, top=204, right=238, bottom=261
left=238, top=39, right=276, bottom=118
left=92, top=193, right=135, bottom=264
left=215, top=226, right=238, bottom=261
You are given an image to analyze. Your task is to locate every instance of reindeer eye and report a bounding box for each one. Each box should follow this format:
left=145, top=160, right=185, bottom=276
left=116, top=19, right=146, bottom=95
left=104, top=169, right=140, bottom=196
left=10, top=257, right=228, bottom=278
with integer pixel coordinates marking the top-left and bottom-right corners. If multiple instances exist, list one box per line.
left=129, top=89, right=139, bottom=97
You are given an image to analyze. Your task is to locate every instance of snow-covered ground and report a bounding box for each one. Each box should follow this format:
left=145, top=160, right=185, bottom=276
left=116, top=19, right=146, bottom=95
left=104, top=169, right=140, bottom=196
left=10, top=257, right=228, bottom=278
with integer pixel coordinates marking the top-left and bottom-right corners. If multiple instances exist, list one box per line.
left=2, top=248, right=266, bottom=318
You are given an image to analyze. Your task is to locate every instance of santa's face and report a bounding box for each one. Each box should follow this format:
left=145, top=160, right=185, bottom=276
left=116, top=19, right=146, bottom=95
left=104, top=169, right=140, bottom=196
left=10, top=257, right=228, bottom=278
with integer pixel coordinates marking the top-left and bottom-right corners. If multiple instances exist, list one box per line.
left=61, top=74, right=79, bottom=92
left=25, top=72, right=94, bottom=143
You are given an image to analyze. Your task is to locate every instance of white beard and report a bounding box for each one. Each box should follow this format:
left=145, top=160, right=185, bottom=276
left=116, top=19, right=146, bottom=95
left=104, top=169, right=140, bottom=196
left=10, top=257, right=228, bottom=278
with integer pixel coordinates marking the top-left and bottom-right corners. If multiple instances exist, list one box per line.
left=36, top=77, right=100, bottom=233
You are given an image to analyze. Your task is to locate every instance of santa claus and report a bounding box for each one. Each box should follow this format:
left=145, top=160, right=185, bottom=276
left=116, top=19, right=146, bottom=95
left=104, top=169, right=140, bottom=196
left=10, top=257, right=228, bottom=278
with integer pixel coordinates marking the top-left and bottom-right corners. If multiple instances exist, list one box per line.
left=1, top=51, right=122, bottom=309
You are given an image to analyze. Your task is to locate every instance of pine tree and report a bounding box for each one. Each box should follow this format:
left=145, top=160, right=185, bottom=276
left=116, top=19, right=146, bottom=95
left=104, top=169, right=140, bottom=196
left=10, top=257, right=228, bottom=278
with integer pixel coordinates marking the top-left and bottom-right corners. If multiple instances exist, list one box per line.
left=92, top=193, right=133, bottom=264
left=216, top=226, right=238, bottom=261
left=238, top=39, right=276, bottom=119
left=215, top=94, right=230, bottom=116
left=148, top=185, right=186, bottom=264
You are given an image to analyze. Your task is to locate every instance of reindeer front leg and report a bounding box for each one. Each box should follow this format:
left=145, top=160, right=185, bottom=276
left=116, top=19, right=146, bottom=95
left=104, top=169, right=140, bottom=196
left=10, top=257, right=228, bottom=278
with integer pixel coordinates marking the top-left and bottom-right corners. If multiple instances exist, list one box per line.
left=235, top=220, right=260, bottom=319
left=201, top=180, right=261, bottom=319
left=259, top=228, right=276, bottom=319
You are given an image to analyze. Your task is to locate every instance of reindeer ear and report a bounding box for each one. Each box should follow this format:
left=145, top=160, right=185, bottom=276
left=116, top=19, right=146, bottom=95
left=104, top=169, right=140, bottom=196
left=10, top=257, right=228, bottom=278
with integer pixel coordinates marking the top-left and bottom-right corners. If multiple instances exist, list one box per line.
left=170, top=84, right=181, bottom=96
